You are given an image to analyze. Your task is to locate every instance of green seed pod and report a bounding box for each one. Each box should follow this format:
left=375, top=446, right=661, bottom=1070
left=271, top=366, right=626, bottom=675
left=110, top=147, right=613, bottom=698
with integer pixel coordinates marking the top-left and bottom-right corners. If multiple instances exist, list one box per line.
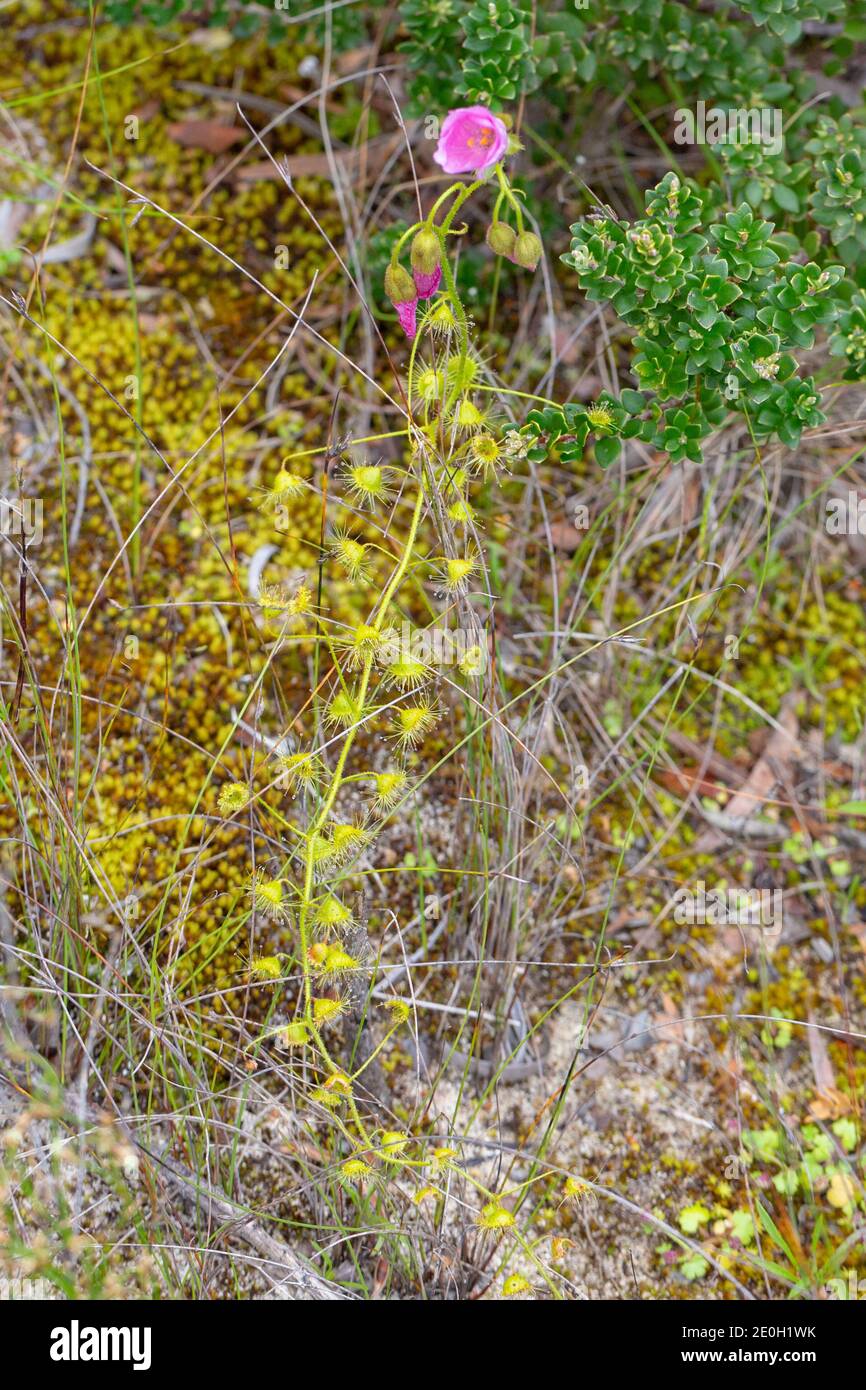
left=486, top=222, right=516, bottom=257
left=384, top=263, right=416, bottom=305
left=512, top=231, right=542, bottom=270
left=410, top=226, right=441, bottom=276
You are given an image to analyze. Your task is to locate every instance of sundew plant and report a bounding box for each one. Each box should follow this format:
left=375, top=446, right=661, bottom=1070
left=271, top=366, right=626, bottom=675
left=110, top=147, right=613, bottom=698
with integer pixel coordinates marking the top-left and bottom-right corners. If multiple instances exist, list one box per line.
left=1, top=0, right=866, bottom=1316
left=239, top=105, right=558, bottom=1221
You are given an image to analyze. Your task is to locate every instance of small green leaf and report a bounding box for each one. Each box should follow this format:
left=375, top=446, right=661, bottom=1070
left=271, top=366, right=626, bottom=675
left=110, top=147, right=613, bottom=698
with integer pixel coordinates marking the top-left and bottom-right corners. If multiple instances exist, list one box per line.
left=773, top=183, right=800, bottom=215
left=831, top=1118, right=858, bottom=1153
left=772, top=1168, right=799, bottom=1196
left=595, top=436, right=621, bottom=468
left=678, top=1203, right=711, bottom=1235
left=621, top=389, right=645, bottom=414
left=679, top=1253, right=709, bottom=1281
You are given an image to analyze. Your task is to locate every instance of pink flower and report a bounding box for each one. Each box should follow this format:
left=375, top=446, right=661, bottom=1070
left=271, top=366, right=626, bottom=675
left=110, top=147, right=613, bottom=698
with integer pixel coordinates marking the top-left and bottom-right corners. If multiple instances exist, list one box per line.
left=413, top=265, right=442, bottom=300
left=395, top=297, right=418, bottom=339
left=433, top=106, right=509, bottom=175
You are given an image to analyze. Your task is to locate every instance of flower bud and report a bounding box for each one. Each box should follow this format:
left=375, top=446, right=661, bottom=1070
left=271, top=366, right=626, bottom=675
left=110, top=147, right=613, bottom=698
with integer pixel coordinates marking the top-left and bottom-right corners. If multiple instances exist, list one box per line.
left=512, top=231, right=542, bottom=270
left=384, top=262, right=417, bottom=306
left=486, top=222, right=516, bottom=257
left=410, top=226, right=441, bottom=277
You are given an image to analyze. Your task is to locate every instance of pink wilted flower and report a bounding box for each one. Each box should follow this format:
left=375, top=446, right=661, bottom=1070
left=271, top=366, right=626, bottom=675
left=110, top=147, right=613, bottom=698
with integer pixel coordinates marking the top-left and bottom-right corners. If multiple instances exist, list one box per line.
left=413, top=265, right=442, bottom=300
left=395, top=297, right=418, bottom=339
left=384, top=262, right=419, bottom=339
left=433, top=106, right=509, bottom=175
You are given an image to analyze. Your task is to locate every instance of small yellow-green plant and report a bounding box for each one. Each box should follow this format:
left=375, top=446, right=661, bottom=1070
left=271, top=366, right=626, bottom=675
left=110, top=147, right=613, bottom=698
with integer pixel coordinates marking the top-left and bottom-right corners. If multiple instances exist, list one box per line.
left=245, top=129, right=540, bottom=1167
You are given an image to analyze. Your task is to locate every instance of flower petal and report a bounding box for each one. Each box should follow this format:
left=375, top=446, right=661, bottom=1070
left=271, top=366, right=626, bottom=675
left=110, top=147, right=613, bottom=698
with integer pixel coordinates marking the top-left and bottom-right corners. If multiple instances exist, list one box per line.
left=413, top=265, right=442, bottom=300
left=395, top=297, right=418, bottom=339
left=433, top=105, right=509, bottom=175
